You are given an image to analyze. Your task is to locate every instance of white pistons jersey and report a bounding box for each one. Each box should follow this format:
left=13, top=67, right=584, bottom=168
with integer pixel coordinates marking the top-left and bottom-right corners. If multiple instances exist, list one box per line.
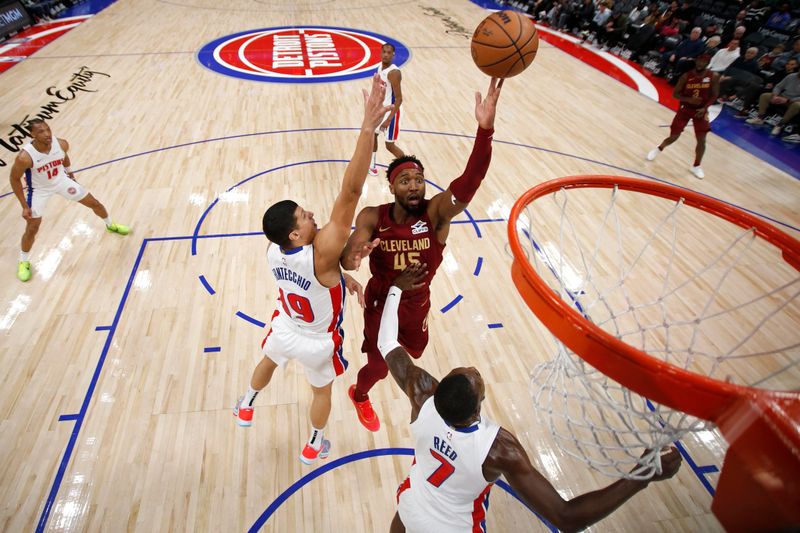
left=397, top=397, right=501, bottom=533
left=267, top=243, right=345, bottom=336
left=379, top=63, right=399, bottom=107
left=23, top=139, right=67, bottom=189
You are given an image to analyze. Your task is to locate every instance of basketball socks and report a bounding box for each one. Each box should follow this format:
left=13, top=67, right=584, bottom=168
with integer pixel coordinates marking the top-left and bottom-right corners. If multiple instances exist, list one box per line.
left=308, top=427, right=325, bottom=450
left=103, top=216, right=113, bottom=226
left=20, top=251, right=29, bottom=262
left=243, top=386, right=259, bottom=407
left=370, top=151, right=377, bottom=169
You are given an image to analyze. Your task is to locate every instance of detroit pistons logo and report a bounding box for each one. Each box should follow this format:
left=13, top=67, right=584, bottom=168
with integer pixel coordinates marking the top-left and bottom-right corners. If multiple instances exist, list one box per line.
left=197, top=26, right=409, bottom=84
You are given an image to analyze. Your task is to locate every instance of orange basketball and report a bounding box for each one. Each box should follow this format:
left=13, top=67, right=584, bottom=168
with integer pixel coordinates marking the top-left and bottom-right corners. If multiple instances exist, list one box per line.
left=471, top=10, right=539, bottom=78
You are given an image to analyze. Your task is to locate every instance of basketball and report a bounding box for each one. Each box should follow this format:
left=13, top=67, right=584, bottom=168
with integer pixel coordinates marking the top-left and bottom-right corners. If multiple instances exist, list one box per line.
left=471, top=10, right=539, bottom=78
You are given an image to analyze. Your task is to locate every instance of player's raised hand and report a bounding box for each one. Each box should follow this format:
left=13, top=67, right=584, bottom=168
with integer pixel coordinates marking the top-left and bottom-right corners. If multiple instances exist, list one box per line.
left=362, top=73, right=394, bottom=133
left=392, top=262, right=428, bottom=291
left=343, top=273, right=366, bottom=309
left=347, top=238, right=380, bottom=271
left=637, top=447, right=682, bottom=482
left=475, top=77, right=504, bottom=130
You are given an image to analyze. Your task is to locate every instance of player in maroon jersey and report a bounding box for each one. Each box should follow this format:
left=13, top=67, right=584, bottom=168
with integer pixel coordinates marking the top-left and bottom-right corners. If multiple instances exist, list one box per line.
left=339, top=77, right=503, bottom=432
left=646, top=53, right=719, bottom=179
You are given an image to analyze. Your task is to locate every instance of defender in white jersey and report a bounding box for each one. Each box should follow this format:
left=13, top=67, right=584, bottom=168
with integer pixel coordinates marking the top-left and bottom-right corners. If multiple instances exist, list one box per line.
left=234, top=73, right=393, bottom=465
left=369, top=43, right=406, bottom=177
left=8, top=119, right=130, bottom=282
left=379, top=264, right=683, bottom=533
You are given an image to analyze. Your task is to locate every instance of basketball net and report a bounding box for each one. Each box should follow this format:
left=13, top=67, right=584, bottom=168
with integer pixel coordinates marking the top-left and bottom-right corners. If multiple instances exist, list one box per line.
left=512, top=179, right=800, bottom=480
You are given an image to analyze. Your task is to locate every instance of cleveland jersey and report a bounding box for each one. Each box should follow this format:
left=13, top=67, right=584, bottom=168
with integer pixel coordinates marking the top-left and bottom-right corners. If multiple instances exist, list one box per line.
left=22, top=139, right=67, bottom=189
left=397, top=397, right=501, bottom=532
left=680, top=69, right=713, bottom=109
left=366, top=201, right=445, bottom=305
left=267, top=243, right=345, bottom=335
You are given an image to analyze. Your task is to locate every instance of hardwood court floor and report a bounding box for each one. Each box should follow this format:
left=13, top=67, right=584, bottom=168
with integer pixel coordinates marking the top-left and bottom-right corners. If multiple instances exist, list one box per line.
left=0, top=0, right=797, bottom=531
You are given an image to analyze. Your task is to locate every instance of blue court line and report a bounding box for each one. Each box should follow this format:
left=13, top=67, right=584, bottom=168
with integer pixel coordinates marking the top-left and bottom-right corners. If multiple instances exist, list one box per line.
left=198, top=275, right=215, bottom=295
left=1, top=127, right=794, bottom=233
left=248, top=447, right=556, bottom=532
left=203, top=346, right=221, bottom=353
left=236, top=311, right=266, bottom=328
left=440, top=294, right=463, bottom=313
left=488, top=323, right=504, bottom=329
left=94, top=325, right=111, bottom=331
left=57, top=414, right=79, bottom=422
left=37, top=238, right=149, bottom=532
left=474, top=256, right=484, bottom=276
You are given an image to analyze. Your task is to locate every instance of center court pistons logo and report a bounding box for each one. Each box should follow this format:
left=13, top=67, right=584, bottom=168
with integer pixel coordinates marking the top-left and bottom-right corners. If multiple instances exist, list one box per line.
left=197, top=26, right=409, bottom=84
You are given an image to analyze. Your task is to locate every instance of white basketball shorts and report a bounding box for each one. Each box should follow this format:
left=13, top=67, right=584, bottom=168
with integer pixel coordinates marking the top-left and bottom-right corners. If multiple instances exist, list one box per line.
left=27, top=176, right=88, bottom=218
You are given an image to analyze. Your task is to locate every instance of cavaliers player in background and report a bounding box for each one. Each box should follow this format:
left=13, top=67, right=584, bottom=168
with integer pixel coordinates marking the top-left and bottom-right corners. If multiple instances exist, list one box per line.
left=646, top=53, right=719, bottom=179
left=380, top=263, right=683, bottom=533
left=9, top=118, right=130, bottom=282
left=370, top=43, right=406, bottom=177
left=340, top=77, right=503, bottom=432
left=233, top=74, right=391, bottom=465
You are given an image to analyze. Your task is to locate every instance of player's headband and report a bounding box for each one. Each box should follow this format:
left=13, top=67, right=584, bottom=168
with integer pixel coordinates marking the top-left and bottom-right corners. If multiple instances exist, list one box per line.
left=388, top=161, right=423, bottom=184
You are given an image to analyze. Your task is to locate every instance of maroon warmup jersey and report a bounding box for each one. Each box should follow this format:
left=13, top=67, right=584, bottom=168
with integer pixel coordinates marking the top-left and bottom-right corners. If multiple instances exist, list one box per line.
left=362, top=200, right=445, bottom=356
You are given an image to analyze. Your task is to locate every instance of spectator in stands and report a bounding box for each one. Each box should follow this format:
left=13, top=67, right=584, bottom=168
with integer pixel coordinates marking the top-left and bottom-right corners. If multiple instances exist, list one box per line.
left=705, top=35, right=722, bottom=55
left=725, top=25, right=747, bottom=48
left=743, top=0, right=770, bottom=33
left=659, top=26, right=705, bottom=81
left=576, top=0, right=597, bottom=32
left=585, top=1, right=612, bottom=41
left=703, top=22, right=721, bottom=40
left=721, top=10, right=747, bottom=44
left=673, top=0, right=695, bottom=24
left=657, top=1, right=679, bottom=28
left=772, top=39, right=800, bottom=71
left=765, top=4, right=793, bottom=31
left=659, top=17, right=682, bottom=38
left=628, top=1, right=649, bottom=24
left=603, top=11, right=630, bottom=48
left=719, top=46, right=764, bottom=98
left=735, top=58, right=800, bottom=117
left=746, top=71, right=800, bottom=136
left=708, top=38, right=741, bottom=72
left=759, top=42, right=787, bottom=71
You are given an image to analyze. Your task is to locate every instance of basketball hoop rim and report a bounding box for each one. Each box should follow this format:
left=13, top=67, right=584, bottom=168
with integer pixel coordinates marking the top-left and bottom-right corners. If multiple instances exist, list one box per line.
left=508, top=175, right=800, bottom=424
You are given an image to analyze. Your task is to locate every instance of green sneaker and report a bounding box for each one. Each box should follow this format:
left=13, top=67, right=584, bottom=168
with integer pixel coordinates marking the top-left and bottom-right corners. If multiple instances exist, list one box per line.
left=106, top=223, right=130, bottom=235
left=17, top=261, right=31, bottom=282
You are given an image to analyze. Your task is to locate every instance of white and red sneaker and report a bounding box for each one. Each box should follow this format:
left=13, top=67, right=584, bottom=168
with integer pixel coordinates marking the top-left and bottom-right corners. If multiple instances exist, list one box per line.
left=300, top=439, right=331, bottom=465
left=368, top=166, right=379, bottom=177
left=233, top=395, right=253, bottom=427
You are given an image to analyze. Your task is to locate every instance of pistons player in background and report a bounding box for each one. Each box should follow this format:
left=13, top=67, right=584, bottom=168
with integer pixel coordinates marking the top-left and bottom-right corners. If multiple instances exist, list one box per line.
left=370, top=43, right=406, bottom=177
left=340, top=77, right=503, bottom=432
left=646, top=53, right=719, bottom=180
left=379, top=263, right=682, bottom=533
left=8, top=118, right=130, bottom=282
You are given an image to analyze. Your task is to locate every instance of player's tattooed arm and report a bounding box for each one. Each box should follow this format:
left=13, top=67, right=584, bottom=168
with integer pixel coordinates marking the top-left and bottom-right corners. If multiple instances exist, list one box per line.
left=9, top=151, right=33, bottom=218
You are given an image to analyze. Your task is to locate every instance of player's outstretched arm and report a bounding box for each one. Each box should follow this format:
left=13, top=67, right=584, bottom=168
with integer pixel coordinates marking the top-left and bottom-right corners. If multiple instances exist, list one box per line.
left=483, top=430, right=682, bottom=533
left=9, top=151, right=33, bottom=218
left=377, top=263, right=437, bottom=422
left=315, top=74, right=393, bottom=270
left=340, top=206, right=380, bottom=271
left=429, top=78, right=503, bottom=223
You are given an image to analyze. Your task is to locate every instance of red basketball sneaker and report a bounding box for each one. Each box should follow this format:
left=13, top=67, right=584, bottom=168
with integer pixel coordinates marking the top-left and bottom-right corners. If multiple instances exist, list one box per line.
left=349, top=384, right=380, bottom=432
left=300, top=439, right=331, bottom=465
left=233, top=396, right=253, bottom=427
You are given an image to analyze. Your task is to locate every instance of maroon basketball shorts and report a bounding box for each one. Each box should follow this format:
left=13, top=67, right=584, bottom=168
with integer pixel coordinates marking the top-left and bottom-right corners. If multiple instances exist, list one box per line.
left=670, top=106, right=711, bottom=136
left=361, top=297, right=430, bottom=358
